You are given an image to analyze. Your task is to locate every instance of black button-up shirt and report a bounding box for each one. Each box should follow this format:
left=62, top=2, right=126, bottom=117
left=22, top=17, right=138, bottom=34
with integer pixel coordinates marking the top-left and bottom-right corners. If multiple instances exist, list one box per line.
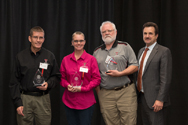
left=9, top=47, right=61, bottom=108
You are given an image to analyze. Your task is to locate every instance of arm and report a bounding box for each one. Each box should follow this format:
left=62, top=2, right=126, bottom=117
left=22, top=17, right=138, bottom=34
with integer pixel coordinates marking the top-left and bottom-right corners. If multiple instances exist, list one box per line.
left=9, top=56, right=23, bottom=110
left=45, top=57, right=61, bottom=89
left=95, top=86, right=100, bottom=94
left=10, top=59, right=25, bottom=116
left=106, top=43, right=138, bottom=77
left=80, top=57, right=101, bottom=92
left=157, top=48, right=172, bottom=102
left=12, top=60, right=25, bottom=117
left=153, top=48, right=172, bottom=112
left=60, top=58, right=71, bottom=88
left=106, top=65, right=138, bottom=77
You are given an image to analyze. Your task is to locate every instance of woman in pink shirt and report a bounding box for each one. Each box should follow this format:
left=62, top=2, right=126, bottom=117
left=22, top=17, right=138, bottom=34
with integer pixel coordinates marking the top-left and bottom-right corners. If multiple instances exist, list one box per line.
left=60, top=31, right=101, bottom=125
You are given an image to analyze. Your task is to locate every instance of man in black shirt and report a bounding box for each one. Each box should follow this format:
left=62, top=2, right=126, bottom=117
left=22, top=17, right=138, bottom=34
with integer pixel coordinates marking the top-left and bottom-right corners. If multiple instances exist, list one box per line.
left=9, top=26, right=61, bottom=125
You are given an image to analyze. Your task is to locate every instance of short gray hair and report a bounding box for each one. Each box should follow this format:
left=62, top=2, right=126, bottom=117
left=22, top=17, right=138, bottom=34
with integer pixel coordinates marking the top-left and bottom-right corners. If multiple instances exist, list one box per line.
left=100, top=21, right=117, bottom=32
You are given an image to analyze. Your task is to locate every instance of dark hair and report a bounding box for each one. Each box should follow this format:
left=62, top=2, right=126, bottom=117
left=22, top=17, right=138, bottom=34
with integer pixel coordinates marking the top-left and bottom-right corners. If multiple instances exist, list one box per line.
left=143, top=22, right=159, bottom=35
left=30, top=26, right=45, bottom=36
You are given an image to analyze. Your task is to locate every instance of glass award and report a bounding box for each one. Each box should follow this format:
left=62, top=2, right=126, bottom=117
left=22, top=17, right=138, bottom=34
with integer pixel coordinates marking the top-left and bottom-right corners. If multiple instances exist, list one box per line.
left=106, top=57, right=117, bottom=73
left=71, top=71, right=82, bottom=88
left=33, top=69, right=45, bottom=86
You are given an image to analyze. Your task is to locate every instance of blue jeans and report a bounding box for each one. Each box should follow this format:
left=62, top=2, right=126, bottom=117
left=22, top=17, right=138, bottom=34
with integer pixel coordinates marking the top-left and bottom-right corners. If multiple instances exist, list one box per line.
left=64, top=105, right=94, bottom=125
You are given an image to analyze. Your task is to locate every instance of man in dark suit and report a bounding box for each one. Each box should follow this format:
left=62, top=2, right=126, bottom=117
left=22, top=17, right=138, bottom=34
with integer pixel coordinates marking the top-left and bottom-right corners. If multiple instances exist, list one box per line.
left=137, top=22, right=172, bottom=125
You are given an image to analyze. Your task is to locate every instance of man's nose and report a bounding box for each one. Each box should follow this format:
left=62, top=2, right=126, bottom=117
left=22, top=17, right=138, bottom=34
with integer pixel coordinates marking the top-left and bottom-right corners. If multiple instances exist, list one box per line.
left=106, top=31, right=111, bottom=34
left=146, top=34, right=150, bottom=37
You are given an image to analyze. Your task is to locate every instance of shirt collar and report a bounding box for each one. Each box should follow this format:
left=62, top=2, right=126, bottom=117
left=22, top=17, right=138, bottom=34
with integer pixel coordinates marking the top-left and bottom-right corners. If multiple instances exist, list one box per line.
left=101, top=40, right=118, bottom=50
left=70, top=50, right=86, bottom=61
left=29, top=47, right=43, bottom=56
left=146, top=42, right=157, bottom=51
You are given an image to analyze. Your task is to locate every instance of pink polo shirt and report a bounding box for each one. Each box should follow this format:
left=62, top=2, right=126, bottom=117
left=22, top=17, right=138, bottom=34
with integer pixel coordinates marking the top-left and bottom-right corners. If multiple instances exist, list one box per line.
left=60, top=50, right=101, bottom=109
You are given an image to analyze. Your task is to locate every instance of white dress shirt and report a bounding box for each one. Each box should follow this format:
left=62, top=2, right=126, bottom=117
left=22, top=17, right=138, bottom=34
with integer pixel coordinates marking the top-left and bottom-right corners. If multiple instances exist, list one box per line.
left=139, top=42, right=157, bottom=92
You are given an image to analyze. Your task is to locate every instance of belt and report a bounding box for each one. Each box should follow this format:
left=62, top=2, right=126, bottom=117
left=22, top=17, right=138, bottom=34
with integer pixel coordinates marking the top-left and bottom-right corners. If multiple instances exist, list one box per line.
left=21, top=91, right=48, bottom=96
left=113, top=82, right=133, bottom=91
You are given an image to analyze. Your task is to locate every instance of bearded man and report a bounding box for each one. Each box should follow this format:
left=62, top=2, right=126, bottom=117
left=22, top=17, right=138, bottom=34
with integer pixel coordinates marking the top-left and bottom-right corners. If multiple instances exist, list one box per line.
left=93, top=21, right=138, bottom=125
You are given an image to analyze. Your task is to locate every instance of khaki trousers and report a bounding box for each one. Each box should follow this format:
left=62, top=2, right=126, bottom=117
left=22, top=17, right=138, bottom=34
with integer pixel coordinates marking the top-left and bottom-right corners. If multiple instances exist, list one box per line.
left=98, top=84, right=137, bottom=125
left=17, top=93, right=51, bottom=125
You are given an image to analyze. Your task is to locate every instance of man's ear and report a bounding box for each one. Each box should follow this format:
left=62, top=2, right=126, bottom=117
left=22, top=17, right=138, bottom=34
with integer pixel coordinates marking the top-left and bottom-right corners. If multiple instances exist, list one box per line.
left=28, top=36, right=31, bottom=42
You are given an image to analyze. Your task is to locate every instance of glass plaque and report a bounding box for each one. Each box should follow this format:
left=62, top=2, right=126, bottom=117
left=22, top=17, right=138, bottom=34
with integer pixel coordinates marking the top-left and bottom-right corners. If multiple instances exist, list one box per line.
left=106, top=57, right=117, bottom=73
left=71, top=71, right=82, bottom=88
left=33, top=69, right=45, bottom=86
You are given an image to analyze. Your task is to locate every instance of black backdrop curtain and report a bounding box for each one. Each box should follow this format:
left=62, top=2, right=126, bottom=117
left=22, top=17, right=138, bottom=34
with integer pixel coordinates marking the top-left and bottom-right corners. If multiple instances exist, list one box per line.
left=0, top=0, right=188, bottom=125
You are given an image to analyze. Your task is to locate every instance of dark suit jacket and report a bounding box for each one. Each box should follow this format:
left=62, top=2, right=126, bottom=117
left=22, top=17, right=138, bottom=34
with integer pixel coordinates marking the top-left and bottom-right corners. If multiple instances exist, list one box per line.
left=138, top=43, right=172, bottom=109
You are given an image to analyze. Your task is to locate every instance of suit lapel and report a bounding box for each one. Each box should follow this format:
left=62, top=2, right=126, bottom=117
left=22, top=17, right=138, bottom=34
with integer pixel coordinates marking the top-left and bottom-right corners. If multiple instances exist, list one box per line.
left=138, top=47, right=145, bottom=60
left=143, top=44, right=158, bottom=75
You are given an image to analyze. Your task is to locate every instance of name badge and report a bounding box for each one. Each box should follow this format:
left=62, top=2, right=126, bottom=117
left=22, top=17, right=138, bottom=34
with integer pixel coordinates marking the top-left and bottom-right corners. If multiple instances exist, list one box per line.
left=39, top=62, right=48, bottom=69
left=79, top=67, right=88, bottom=73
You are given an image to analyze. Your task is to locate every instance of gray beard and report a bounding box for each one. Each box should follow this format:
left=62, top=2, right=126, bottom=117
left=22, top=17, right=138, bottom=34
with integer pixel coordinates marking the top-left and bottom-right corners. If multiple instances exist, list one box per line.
left=103, top=36, right=116, bottom=45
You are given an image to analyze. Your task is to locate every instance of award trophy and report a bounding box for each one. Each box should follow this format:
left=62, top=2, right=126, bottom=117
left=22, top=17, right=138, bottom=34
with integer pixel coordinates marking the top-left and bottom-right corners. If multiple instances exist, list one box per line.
left=33, top=69, right=45, bottom=86
left=106, top=57, right=117, bottom=73
left=71, top=71, right=82, bottom=88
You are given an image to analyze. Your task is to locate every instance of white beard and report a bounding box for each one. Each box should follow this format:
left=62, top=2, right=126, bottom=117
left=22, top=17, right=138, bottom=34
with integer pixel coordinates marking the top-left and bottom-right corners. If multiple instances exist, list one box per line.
left=102, top=35, right=116, bottom=45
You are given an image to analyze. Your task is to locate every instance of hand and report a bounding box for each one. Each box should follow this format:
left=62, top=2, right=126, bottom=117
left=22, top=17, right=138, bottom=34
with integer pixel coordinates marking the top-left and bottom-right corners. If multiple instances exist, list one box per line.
left=74, top=87, right=81, bottom=92
left=152, top=100, right=164, bottom=112
left=67, top=84, right=73, bottom=92
left=67, top=85, right=81, bottom=92
left=105, top=70, right=121, bottom=77
left=17, top=106, right=24, bottom=116
left=36, top=82, right=48, bottom=90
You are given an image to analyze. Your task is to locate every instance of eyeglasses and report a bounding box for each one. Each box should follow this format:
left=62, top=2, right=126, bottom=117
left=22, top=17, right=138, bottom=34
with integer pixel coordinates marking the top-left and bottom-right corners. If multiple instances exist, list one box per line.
left=32, top=36, right=44, bottom=40
left=101, top=29, right=114, bottom=34
left=73, top=40, right=85, bottom=43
